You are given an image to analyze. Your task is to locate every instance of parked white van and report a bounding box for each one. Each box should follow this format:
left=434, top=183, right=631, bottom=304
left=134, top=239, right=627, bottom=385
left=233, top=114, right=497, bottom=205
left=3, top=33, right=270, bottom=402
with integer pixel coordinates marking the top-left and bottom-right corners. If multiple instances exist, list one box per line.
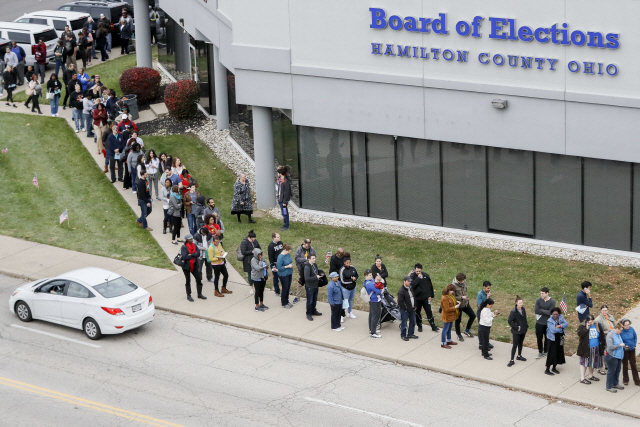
left=0, top=23, right=58, bottom=66
left=15, top=11, right=90, bottom=38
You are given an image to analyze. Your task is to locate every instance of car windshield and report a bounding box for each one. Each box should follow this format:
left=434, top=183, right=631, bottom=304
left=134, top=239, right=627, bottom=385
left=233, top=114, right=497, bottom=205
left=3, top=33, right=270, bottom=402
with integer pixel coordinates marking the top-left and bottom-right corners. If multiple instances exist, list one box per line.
left=35, top=29, right=58, bottom=43
left=71, top=17, right=88, bottom=31
left=93, top=277, right=138, bottom=298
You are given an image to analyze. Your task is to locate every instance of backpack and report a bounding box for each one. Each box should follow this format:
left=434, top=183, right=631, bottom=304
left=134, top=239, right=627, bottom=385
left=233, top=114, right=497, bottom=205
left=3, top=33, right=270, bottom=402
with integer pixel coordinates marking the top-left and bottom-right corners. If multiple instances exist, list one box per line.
left=359, top=285, right=374, bottom=303
left=205, top=244, right=215, bottom=263
left=236, top=245, right=244, bottom=261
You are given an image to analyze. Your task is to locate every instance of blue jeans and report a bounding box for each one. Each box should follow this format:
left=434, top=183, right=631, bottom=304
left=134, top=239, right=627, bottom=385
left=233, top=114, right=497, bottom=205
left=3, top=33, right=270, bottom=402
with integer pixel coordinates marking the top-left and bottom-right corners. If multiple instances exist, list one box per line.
left=305, top=286, right=318, bottom=315
left=272, top=271, right=280, bottom=294
left=605, top=355, right=622, bottom=389
left=137, top=199, right=152, bottom=229
left=400, top=310, right=416, bottom=338
left=54, top=59, right=66, bottom=76
left=342, top=287, right=356, bottom=313
left=279, top=274, right=291, bottom=306
left=131, top=172, right=137, bottom=192
left=84, top=113, right=93, bottom=136
left=72, top=109, right=83, bottom=130
left=281, top=203, right=289, bottom=228
left=441, top=322, right=453, bottom=345
left=106, top=33, right=112, bottom=52
left=247, top=272, right=253, bottom=287
left=186, top=213, right=196, bottom=236
left=49, top=95, right=60, bottom=115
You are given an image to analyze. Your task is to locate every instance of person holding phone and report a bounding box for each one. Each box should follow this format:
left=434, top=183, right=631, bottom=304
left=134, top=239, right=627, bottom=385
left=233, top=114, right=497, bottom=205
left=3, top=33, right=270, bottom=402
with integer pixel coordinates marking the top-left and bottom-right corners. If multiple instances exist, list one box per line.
left=577, top=315, right=604, bottom=385
left=478, top=298, right=499, bottom=359
left=440, top=284, right=460, bottom=349
left=545, top=308, right=568, bottom=375
left=304, top=254, right=324, bottom=321
left=605, top=323, right=627, bottom=392
left=620, top=319, right=639, bottom=386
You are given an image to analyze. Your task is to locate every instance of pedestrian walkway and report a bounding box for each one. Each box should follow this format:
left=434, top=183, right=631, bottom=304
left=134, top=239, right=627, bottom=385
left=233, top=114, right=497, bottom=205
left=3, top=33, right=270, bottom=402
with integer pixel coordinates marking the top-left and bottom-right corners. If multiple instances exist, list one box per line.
left=2, top=235, right=639, bottom=418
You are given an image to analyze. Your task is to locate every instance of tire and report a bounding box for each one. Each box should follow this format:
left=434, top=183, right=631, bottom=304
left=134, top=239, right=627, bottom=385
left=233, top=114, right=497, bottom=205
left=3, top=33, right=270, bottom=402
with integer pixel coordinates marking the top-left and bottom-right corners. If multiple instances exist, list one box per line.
left=15, top=301, right=33, bottom=322
left=83, top=318, right=102, bottom=340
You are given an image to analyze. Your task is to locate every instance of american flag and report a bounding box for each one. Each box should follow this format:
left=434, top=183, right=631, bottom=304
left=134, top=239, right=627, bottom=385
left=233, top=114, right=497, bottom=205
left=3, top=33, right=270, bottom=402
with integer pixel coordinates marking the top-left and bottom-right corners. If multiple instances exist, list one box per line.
left=325, top=247, right=331, bottom=264
left=1, top=147, right=7, bottom=153
left=560, top=292, right=568, bottom=314
left=32, top=173, right=38, bottom=187
left=59, top=209, right=68, bottom=225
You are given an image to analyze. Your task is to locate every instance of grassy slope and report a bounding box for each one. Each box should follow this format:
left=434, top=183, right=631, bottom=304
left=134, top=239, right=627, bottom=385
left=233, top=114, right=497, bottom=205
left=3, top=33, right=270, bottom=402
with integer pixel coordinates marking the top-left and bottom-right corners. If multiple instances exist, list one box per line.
left=144, top=133, right=640, bottom=355
left=0, top=113, right=172, bottom=269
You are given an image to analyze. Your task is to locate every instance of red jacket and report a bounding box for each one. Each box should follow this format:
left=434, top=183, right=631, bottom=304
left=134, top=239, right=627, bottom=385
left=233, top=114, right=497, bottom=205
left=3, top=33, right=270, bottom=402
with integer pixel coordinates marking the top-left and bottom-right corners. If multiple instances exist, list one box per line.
left=92, top=108, right=107, bottom=126
left=34, top=43, right=47, bottom=65
left=117, top=119, right=138, bottom=132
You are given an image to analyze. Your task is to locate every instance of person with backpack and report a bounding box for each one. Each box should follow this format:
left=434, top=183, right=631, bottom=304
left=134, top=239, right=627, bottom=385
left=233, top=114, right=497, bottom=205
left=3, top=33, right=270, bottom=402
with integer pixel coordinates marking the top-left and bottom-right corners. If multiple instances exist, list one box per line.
left=251, top=248, right=269, bottom=312
left=239, top=230, right=260, bottom=295
left=180, top=234, right=206, bottom=302
left=193, top=226, right=211, bottom=280
left=363, top=270, right=383, bottom=338
left=208, top=235, right=230, bottom=297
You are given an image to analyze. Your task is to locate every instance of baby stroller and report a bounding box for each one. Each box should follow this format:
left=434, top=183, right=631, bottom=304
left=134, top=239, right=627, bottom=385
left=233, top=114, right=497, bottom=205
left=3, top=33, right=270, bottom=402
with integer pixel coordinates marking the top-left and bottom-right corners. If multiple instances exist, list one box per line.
left=378, top=289, right=401, bottom=331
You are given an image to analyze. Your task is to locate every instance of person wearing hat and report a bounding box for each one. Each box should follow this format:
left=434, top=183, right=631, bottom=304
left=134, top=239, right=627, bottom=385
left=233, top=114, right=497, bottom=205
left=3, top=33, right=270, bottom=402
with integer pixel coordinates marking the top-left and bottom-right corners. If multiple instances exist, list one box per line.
left=621, top=318, right=639, bottom=386
left=180, top=233, right=206, bottom=302
left=34, top=38, right=47, bottom=84
left=117, top=113, right=138, bottom=132
left=398, top=275, right=418, bottom=341
left=327, top=271, right=344, bottom=331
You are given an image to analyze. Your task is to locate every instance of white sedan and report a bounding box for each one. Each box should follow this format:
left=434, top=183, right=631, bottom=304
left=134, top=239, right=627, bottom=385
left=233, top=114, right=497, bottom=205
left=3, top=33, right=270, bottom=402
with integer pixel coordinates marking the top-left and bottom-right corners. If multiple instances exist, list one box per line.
left=9, top=267, right=155, bottom=340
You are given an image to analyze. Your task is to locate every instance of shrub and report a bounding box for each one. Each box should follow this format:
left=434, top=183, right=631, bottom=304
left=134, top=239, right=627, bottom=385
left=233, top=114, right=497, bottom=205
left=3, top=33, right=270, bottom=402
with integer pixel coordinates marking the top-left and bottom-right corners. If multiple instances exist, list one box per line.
left=119, top=67, right=161, bottom=104
left=164, top=80, right=200, bottom=120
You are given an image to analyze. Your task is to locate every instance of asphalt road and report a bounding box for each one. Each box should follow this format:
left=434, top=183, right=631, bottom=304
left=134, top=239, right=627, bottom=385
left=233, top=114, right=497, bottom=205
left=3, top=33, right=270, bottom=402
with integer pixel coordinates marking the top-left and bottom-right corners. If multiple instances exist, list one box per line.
left=1, top=274, right=638, bottom=427
left=4, top=0, right=72, bottom=21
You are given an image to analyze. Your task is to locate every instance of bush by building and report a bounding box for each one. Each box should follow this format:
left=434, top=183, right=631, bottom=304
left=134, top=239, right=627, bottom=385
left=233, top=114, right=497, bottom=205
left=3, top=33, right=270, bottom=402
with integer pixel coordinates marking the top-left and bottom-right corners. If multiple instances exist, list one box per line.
left=119, top=67, right=162, bottom=104
left=164, top=80, right=200, bottom=120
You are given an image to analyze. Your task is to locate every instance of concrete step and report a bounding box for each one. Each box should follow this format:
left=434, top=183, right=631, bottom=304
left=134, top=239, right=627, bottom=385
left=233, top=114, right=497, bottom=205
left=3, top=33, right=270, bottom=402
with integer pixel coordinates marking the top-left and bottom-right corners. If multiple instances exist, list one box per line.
left=149, top=102, right=168, bottom=118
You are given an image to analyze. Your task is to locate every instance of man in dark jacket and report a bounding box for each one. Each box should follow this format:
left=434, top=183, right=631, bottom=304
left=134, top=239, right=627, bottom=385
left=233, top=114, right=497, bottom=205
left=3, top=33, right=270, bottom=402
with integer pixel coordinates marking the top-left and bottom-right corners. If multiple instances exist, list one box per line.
left=181, top=234, right=206, bottom=302
left=329, top=248, right=345, bottom=274
left=107, top=126, right=124, bottom=182
left=136, top=170, right=153, bottom=231
left=398, top=275, right=418, bottom=341
left=452, top=272, right=475, bottom=341
left=193, top=195, right=207, bottom=231
left=105, top=90, right=119, bottom=119
left=267, top=232, right=283, bottom=296
left=293, top=239, right=315, bottom=303
left=410, top=263, right=438, bottom=333
left=9, top=41, right=26, bottom=86
left=62, top=64, right=77, bottom=108
left=34, top=39, right=47, bottom=84
left=240, top=231, right=260, bottom=289
left=193, top=226, right=211, bottom=280
left=277, top=166, right=292, bottom=231
left=303, top=254, right=323, bottom=321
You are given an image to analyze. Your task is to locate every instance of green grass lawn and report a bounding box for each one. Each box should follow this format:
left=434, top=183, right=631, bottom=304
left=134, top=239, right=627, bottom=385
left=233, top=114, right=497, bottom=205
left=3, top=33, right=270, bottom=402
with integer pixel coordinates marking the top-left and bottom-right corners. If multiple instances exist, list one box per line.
left=144, top=132, right=640, bottom=356
left=0, top=113, right=172, bottom=269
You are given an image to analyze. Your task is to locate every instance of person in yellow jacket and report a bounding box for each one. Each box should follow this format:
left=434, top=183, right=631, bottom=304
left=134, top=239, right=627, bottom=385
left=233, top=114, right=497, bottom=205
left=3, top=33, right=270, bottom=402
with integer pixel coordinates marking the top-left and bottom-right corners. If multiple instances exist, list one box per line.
left=207, top=236, right=231, bottom=297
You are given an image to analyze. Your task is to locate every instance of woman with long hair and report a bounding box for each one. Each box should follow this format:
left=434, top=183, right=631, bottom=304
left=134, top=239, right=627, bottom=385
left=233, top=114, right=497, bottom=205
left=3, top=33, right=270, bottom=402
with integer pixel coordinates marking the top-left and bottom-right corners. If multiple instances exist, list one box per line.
left=577, top=314, right=604, bottom=385
left=145, top=149, right=160, bottom=200
left=507, top=295, right=529, bottom=367
left=168, top=185, right=183, bottom=244
left=440, top=284, right=460, bottom=349
left=231, top=173, right=255, bottom=223
left=3, top=65, right=18, bottom=107
left=370, top=255, right=388, bottom=284
left=24, top=74, right=42, bottom=114
left=172, top=157, right=184, bottom=176
left=93, top=103, right=108, bottom=155
left=207, top=236, right=231, bottom=297
left=46, top=73, right=62, bottom=117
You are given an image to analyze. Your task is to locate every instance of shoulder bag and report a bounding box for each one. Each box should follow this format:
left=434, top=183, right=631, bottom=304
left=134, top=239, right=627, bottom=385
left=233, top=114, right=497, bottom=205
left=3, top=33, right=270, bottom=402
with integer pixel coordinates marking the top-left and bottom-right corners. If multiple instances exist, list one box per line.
left=236, top=245, right=245, bottom=261
left=173, top=252, right=184, bottom=266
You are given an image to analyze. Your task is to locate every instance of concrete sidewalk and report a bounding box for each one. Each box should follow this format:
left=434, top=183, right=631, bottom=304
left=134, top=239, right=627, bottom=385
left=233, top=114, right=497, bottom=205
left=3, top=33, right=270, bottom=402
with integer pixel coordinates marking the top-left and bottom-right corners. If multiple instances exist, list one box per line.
left=2, top=235, right=640, bottom=418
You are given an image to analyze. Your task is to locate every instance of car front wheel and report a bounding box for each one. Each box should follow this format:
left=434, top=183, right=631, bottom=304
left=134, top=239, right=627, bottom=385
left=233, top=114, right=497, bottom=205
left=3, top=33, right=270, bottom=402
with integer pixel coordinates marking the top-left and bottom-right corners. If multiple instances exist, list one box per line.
left=15, top=301, right=33, bottom=322
left=83, top=318, right=102, bottom=340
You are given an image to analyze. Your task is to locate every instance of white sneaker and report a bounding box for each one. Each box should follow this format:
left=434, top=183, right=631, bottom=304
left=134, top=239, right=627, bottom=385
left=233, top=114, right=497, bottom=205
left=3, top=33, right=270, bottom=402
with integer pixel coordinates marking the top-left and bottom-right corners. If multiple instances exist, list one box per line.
left=376, top=330, right=381, bottom=334
left=332, top=328, right=342, bottom=332
left=339, top=326, right=345, bottom=330
left=370, top=333, right=381, bottom=338
left=51, top=114, right=55, bottom=117
left=75, top=129, right=79, bottom=133
left=250, top=288, right=254, bottom=295
left=348, top=312, right=357, bottom=319
left=340, top=316, right=344, bottom=323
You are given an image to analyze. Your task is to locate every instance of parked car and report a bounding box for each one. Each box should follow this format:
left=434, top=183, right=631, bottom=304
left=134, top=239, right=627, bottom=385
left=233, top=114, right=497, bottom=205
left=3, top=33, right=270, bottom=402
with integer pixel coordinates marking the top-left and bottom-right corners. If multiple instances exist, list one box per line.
left=58, top=1, right=132, bottom=43
left=15, top=11, right=90, bottom=38
left=9, top=267, right=155, bottom=340
left=0, top=22, right=58, bottom=66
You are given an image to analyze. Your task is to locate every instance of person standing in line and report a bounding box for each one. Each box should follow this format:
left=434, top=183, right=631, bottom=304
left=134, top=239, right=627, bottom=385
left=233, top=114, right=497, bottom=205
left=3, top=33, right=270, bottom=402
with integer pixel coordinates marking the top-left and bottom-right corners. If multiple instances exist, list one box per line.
left=303, top=254, right=323, bottom=321
left=149, top=6, right=159, bottom=45
left=277, top=165, right=291, bottom=230
left=476, top=281, right=494, bottom=351
left=161, top=178, right=172, bottom=233
left=577, top=315, right=604, bottom=385
left=70, top=83, right=84, bottom=132
left=184, top=184, right=197, bottom=236
left=398, top=275, right=418, bottom=341
left=62, top=63, right=76, bottom=109
left=267, top=232, right=283, bottom=296
left=9, top=41, right=25, bottom=86
left=576, top=281, right=593, bottom=322
left=452, top=273, right=476, bottom=341
left=363, top=270, right=383, bottom=338
left=208, top=235, right=231, bottom=297
left=107, top=126, right=124, bottom=183
left=276, top=244, right=294, bottom=308
left=545, top=307, right=568, bottom=376
left=595, top=304, right=616, bottom=373
left=240, top=230, right=260, bottom=295
left=33, top=38, right=47, bottom=83
left=620, top=319, right=639, bottom=386
left=327, top=272, right=344, bottom=331
left=168, top=185, right=183, bottom=245
left=2, top=65, right=17, bottom=107
left=63, top=33, right=78, bottom=70
left=410, top=263, right=438, bottom=333
left=25, top=74, right=42, bottom=114
left=605, top=323, right=627, bottom=393
left=93, top=103, right=108, bottom=158
left=53, top=40, right=66, bottom=77
left=339, top=254, right=359, bottom=319
left=192, top=195, right=207, bottom=234
left=251, top=248, right=268, bottom=312
left=294, top=239, right=316, bottom=304
left=95, top=22, right=109, bottom=61
left=203, top=198, right=221, bottom=222
left=136, top=170, right=153, bottom=231
left=440, top=284, right=460, bottom=349
left=231, top=174, right=256, bottom=223
left=99, top=14, right=112, bottom=53
left=193, top=226, right=211, bottom=281
left=82, top=92, right=95, bottom=137
left=507, top=296, right=529, bottom=367
left=127, top=143, right=142, bottom=193
left=534, top=287, right=556, bottom=359
left=145, top=150, right=160, bottom=200
left=46, top=73, right=62, bottom=117
left=329, top=248, right=345, bottom=275
left=478, top=298, right=498, bottom=359
left=371, top=255, right=388, bottom=284
left=180, top=234, right=206, bottom=302
left=119, top=16, right=132, bottom=55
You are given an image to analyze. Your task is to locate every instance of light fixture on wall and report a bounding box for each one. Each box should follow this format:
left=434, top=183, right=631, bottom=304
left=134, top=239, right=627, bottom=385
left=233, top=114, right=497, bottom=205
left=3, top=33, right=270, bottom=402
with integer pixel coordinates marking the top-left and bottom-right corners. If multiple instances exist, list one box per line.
left=179, top=18, right=186, bottom=33
left=492, top=99, right=507, bottom=109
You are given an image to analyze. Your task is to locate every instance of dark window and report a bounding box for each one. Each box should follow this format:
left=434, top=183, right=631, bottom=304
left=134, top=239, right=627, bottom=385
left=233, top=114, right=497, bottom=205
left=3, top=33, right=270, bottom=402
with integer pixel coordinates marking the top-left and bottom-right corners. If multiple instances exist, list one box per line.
left=397, top=138, right=441, bottom=225
left=227, top=70, right=253, bottom=154
left=70, top=17, right=88, bottom=31
left=583, top=158, right=632, bottom=251
left=272, top=109, right=298, bottom=204
left=535, top=153, right=582, bottom=244
left=366, top=133, right=396, bottom=220
left=53, top=20, right=67, bottom=31
left=7, top=31, right=31, bottom=44
left=59, top=6, right=72, bottom=11
left=38, top=280, right=67, bottom=295
left=442, top=142, right=487, bottom=232
left=71, top=6, right=88, bottom=13
left=634, top=164, right=640, bottom=252
left=93, top=277, right=138, bottom=298
left=16, top=18, right=30, bottom=24
left=34, top=29, right=58, bottom=43
left=110, top=7, right=124, bottom=22
left=30, top=18, right=48, bottom=25
left=488, top=148, right=534, bottom=236
left=351, top=133, right=368, bottom=217
left=66, top=282, right=93, bottom=298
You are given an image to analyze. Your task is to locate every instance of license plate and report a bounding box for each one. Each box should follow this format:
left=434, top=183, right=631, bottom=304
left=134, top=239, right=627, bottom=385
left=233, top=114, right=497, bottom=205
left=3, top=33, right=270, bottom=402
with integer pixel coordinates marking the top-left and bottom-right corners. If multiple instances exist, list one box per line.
left=132, top=304, right=141, bottom=313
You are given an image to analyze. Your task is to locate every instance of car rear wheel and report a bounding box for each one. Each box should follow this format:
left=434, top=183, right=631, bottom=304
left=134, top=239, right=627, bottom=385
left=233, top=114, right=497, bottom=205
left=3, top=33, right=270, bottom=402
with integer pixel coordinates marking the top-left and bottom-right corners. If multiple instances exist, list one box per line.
left=15, top=301, right=33, bottom=322
left=83, top=318, right=102, bottom=340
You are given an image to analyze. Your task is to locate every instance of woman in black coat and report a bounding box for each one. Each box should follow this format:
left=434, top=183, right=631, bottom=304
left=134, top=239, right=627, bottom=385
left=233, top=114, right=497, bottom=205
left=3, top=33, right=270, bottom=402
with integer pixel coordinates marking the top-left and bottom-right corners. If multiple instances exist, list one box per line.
left=3, top=65, right=17, bottom=107
left=507, top=295, right=529, bottom=367
left=371, top=255, right=388, bottom=285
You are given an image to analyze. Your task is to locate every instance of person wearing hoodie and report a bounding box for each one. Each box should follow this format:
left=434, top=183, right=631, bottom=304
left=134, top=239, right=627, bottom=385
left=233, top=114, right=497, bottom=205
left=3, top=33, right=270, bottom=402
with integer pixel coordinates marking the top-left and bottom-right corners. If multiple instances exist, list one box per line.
left=339, top=254, right=359, bottom=320
left=168, top=185, right=183, bottom=244
left=327, top=272, right=344, bottom=331
left=452, top=273, right=476, bottom=341
left=277, top=165, right=292, bottom=230
left=294, top=239, right=316, bottom=304
left=303, top=254, right=323, bottom=321
left=193, top=226, right=211, bottom=279
left=276, top=244, right=294, bottom=308
left=127, top=143, right=142, bottom=193
left=620, top=319, right=639, bottom=386
left=240, top=230, right=260, bottom=294
left=251, top=248, right=268, bottom=312
left=364, top=270, right=384, bottom=338
left=410, top=263, right=438, bottom=333
left=192, top=195, right=207, bottom=231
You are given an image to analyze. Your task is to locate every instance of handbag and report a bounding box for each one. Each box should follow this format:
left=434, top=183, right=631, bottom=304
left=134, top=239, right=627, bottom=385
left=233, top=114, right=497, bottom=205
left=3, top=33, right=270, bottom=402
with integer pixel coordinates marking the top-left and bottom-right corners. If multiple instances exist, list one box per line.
left=25, top=87, right=34, bottom=96
left=342, top=299, right=349, bottom=309
left=46, top=92, right=54, bottom=100
left=559, top=335, right=565, bottom=347
left=173, top=252, right=184, bottom=266
left=236, top=245, right=244, bottom=261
